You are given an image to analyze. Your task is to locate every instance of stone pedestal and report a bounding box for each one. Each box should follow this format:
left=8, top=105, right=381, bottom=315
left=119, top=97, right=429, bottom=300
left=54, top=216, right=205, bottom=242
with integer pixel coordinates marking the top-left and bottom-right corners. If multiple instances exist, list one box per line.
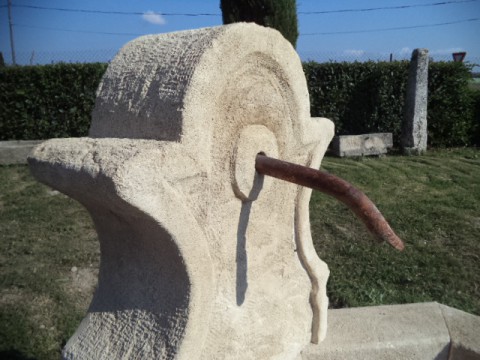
left=29, top=24, right=334, bottom=359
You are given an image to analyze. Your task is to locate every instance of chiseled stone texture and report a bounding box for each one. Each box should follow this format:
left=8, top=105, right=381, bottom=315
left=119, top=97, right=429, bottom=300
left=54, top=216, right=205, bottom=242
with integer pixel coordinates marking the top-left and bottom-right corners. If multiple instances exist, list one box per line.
left=29, top=23, right=334, bottom=360
left=331, top=133, right=393, bottom=157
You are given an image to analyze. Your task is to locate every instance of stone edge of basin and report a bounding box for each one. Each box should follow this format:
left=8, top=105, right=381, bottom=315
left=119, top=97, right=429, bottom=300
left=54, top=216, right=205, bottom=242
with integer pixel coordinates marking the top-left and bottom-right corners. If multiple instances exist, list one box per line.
left=0, top=140, right=44, bottom=165
left=300, top=302, right=480, bottom=360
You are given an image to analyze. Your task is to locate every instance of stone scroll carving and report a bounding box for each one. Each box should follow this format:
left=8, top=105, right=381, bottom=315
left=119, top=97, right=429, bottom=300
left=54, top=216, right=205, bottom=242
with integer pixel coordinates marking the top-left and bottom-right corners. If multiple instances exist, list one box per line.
left=29, top=23, right=334, bottom=359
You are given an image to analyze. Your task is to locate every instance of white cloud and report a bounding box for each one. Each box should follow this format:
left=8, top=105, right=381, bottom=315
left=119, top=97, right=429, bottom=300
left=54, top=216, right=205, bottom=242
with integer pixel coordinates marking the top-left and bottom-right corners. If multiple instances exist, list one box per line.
left=399, top=47, right=412, bottom=56
left=343, top=49, right=365, bottom=56
left=142, top=10, right=166, bottom=25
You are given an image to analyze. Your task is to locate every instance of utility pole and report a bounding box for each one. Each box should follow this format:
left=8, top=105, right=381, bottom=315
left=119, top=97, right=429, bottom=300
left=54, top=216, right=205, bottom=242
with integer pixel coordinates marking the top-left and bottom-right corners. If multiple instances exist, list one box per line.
left=7, top=0, right=16, bottom=65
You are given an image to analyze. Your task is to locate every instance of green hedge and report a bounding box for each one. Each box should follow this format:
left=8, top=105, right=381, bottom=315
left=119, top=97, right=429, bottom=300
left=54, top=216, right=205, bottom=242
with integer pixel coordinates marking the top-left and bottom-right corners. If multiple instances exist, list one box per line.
left=471, top=89, right=480, bottom=146
left=0, top=63, right=107, bottom=140
left=303, top=61, right=409, bottom=144
left=428, top=62, right=476, bottom=147
left=0, top=61, right=478, bottom=147
left=304, top=61, right=477, bottom=147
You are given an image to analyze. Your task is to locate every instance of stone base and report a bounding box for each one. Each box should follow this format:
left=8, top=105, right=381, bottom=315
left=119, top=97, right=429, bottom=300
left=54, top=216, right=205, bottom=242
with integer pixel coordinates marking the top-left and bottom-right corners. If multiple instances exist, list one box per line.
left=331, top=133, right=393, bottom=157
left=301, top=302, right=480, bottom=360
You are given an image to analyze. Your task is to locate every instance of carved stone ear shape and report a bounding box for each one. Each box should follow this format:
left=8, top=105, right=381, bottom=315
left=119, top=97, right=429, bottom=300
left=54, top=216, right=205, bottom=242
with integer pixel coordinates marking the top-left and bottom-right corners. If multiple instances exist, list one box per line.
left=29, top=23, right=334, bottom=360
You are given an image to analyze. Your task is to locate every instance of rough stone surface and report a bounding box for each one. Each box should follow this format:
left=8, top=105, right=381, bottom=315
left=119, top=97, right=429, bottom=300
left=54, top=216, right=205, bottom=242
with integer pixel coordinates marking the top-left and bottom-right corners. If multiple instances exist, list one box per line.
left=401, top=48, right=429, bottom=155
left=331, top=133, right=393, bottom=157
left=28, top=23, right=334, bottom=360
left=0, top=140, right=43, bottom=165
left=300, top=302, right=480, bottom=360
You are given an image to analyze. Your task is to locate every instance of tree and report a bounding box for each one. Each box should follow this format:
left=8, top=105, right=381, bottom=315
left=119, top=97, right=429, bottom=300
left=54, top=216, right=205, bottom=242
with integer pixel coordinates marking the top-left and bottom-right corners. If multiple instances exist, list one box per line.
left=220, top=0, right=299, bottom=48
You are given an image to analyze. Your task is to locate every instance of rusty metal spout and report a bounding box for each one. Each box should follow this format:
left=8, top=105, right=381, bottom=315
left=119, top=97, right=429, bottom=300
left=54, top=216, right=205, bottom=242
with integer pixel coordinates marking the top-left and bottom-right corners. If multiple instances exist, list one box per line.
left=255, top=154, right=405, bottom=251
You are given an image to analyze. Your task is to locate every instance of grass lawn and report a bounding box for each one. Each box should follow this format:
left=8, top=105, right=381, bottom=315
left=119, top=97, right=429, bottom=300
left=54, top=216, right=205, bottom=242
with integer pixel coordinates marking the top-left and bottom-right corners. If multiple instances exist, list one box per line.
left=0, top=165, right=99, bottom=360
left=1, top=148, right=479, bottom=359
left=312, top=148, right=480, bottom=312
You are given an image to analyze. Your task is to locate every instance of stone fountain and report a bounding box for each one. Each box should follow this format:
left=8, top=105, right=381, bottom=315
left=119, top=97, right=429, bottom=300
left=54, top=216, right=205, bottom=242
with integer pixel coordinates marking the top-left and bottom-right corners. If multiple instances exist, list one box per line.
left=29, top=23, right=480, bottom=360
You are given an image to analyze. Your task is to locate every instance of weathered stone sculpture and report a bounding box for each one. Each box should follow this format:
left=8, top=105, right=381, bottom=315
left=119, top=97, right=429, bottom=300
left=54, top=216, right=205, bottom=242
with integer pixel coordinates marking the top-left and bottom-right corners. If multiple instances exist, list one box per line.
left=29, top=23, right=334, bottom=359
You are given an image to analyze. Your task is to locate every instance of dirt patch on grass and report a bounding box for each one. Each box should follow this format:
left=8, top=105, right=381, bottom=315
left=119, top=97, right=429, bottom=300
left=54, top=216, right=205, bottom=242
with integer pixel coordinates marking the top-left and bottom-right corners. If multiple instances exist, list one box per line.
left=0, top=288, right=24, bottom=306
left=467, top=215, right=480, bottom=230
left=64, top=266, right=98, bottom=311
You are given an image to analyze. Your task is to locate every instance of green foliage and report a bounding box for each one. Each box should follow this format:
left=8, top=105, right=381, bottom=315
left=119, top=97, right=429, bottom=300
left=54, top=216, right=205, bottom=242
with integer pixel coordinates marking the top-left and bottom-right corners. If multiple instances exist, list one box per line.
left=0, top=63, right=107, bottom=140
left=303, top=61, right=409, bottom=141
left=428, top=62, right=475, bottom=147
left=304, top=61, right=478, bottom=147
left=0, top=61, right=477, bottom=147
left=220, top=0, right=299, bottom=48
left=471, top=89, right=480, bottom=145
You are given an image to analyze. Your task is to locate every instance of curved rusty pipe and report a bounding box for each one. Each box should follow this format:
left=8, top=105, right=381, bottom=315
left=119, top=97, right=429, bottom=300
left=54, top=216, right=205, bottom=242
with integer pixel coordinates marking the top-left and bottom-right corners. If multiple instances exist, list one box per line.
left=255, top=154, right=405, bottom=251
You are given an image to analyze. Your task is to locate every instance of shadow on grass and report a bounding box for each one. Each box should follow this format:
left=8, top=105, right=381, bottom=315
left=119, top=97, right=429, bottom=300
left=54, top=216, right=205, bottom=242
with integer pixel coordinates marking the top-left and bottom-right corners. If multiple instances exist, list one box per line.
left=0, top=349, right=37, bottom=360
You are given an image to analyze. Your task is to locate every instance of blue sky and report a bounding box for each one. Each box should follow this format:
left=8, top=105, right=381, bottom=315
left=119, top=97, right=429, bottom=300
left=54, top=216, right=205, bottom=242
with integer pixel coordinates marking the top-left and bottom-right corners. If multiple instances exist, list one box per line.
left=1, top=0, right=479, bottom=66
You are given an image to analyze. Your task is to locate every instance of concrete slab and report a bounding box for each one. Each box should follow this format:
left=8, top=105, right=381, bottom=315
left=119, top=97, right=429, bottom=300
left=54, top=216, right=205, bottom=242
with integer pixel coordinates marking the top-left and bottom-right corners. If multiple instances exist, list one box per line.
left=301, top=302, right=451, bottom=360
left=0, top=140, right=43, bottom=165
left=439, top=304, right=480, bottom=360
left=331, top=133, right=393, bottom=157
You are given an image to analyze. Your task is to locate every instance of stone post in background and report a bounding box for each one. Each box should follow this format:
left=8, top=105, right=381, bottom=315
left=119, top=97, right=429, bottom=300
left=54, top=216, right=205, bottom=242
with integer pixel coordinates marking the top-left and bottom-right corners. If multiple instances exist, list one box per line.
left=401, top=48, right=429, bottom=155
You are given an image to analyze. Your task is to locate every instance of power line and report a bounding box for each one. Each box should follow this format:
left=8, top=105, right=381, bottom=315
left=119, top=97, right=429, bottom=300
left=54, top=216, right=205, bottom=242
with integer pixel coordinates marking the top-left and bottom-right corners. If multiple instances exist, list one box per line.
left=14, top=24, right=144, bottom=37
left=11, top=4, right=219, bottom=17
left=9, top=0, right=479, bottom=17
left=15, top=17, right=479, bottom=38
left=298, top=0, right=479, bottom=15
left=302, top=18, right=479, bottom=35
